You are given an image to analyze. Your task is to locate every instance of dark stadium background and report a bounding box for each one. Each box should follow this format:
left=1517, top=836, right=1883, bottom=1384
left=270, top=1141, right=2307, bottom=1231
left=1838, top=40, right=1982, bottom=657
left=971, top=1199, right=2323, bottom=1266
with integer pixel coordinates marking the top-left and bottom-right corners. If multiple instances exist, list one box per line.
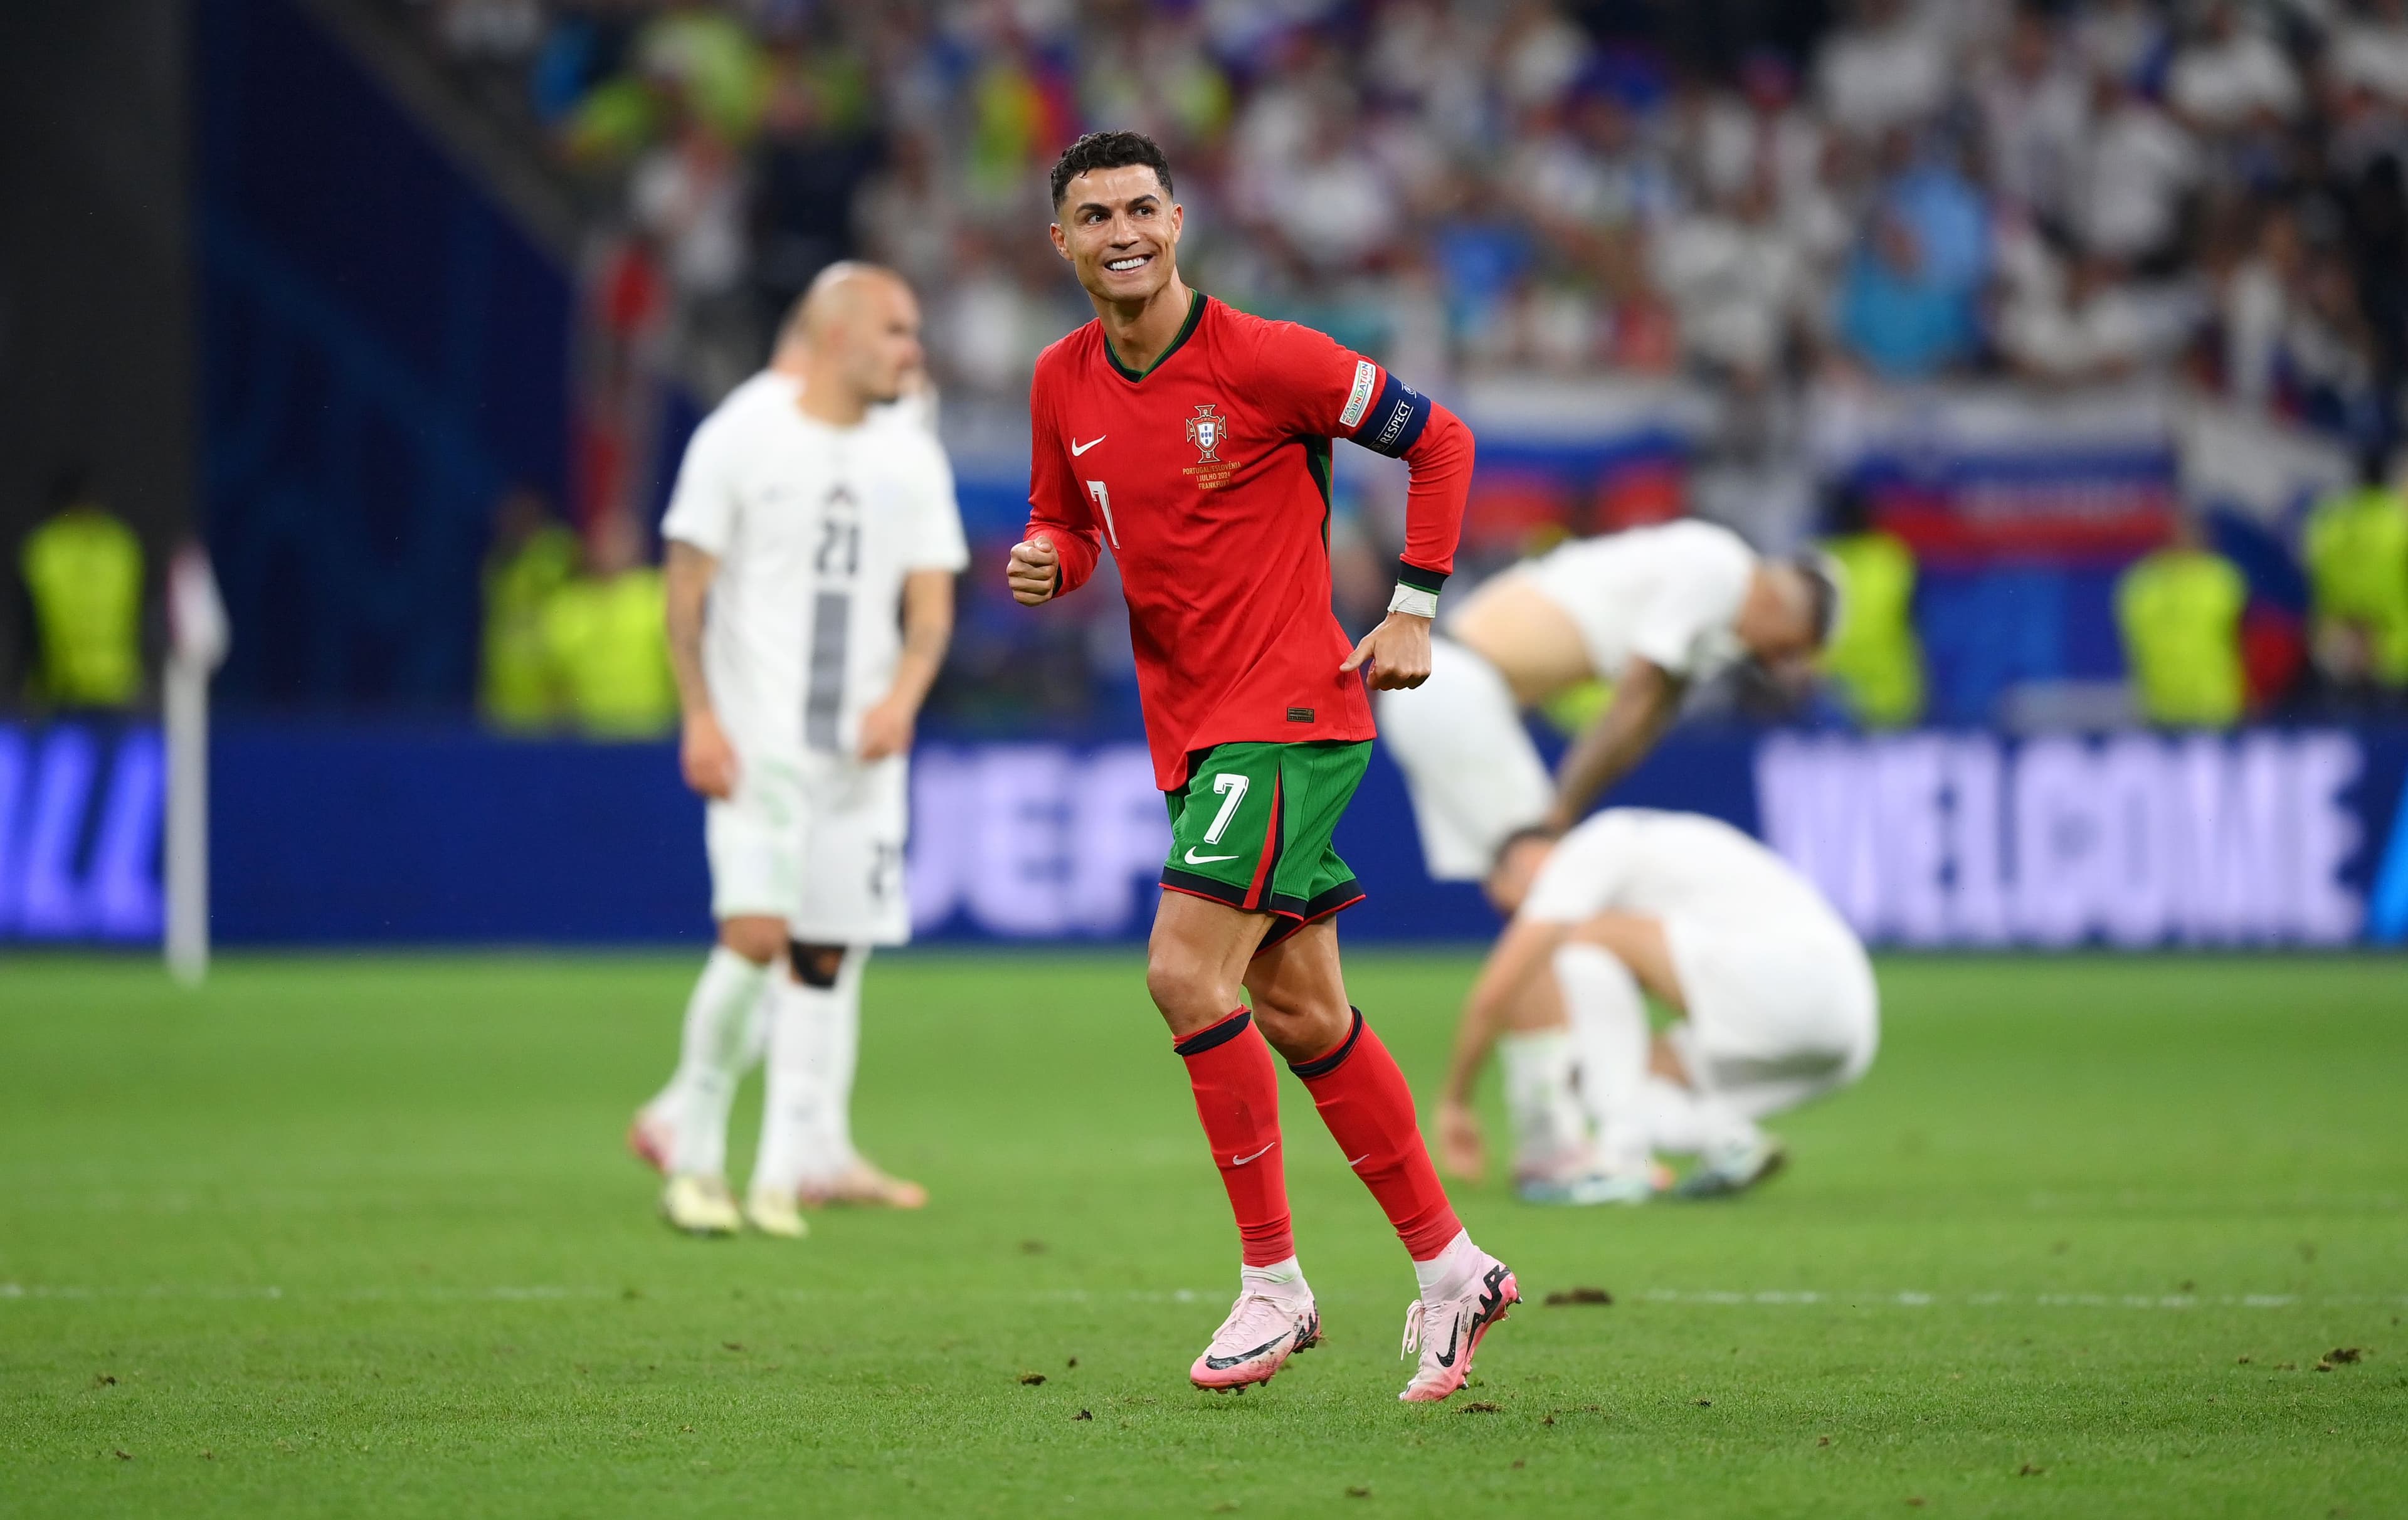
left=3, top=0, right=2406, bottom=950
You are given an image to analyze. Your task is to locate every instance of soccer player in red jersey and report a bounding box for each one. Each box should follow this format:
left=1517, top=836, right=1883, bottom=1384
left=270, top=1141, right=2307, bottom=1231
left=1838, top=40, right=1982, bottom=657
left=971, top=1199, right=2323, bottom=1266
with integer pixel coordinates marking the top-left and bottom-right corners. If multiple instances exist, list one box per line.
left=1006, top=131, right=1516, bottom=1402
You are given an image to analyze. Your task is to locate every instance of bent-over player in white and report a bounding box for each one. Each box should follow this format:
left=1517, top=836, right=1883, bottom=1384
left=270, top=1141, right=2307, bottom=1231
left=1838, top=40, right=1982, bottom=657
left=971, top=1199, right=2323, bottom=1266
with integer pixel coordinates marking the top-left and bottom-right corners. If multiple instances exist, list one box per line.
left=1436, top=809, right=1879, bottom=1204
left=629, top=264, right=968, bottom=1237
left=1380, top=519, right=1837, bottom=892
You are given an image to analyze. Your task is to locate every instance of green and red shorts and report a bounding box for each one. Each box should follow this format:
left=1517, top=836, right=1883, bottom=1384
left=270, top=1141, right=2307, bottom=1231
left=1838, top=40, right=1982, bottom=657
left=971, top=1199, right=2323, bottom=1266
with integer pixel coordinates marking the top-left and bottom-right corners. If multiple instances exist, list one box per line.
left=1159, top=739, right=1371, bottom=946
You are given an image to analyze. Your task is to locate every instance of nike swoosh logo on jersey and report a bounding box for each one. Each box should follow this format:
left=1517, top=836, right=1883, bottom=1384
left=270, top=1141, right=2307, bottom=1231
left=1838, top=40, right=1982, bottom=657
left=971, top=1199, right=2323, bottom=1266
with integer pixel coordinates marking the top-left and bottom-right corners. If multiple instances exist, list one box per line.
left=1071, top=435, right=1106, bottom=456
left=1231, top=1144, right=1275, bottom=1166
left=1184, top=847, right=1239, bottom=863
left=1204, top=1333, right=1292, bottom=1371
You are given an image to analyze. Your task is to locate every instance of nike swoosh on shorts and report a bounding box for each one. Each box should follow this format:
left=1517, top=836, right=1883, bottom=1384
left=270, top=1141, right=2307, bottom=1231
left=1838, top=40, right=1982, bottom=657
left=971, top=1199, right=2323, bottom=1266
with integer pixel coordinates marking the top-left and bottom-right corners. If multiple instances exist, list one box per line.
left=1072, top=436, right=1106, bottom=455
left=1185, top=848, right=1239, bottom=863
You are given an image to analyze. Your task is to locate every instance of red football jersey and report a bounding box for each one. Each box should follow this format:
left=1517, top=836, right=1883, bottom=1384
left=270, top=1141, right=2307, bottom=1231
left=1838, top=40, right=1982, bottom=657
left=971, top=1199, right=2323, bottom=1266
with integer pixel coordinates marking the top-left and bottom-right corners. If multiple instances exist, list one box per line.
left=1026, top=293, right=1460, bottom=791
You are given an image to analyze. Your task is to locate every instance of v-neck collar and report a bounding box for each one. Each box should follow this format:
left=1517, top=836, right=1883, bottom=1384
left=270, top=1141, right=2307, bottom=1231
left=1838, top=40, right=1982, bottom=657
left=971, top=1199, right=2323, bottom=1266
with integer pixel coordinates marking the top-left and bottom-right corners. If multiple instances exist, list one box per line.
left=1102, top=289, right=1205, bottom=383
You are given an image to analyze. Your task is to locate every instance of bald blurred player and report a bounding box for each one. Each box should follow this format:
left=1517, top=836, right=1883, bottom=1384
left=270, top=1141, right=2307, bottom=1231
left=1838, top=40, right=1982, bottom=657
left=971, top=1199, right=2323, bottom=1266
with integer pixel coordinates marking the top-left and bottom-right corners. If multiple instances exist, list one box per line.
left=1438, top=809, right=1879, bottom=1203
left=628, top=263, right=968, bottom=1236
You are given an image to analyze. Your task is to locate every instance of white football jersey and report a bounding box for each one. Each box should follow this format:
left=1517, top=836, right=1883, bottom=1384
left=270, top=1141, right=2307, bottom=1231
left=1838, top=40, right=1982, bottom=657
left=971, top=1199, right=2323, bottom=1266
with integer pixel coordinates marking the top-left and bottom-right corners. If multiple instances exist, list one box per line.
left=1514, top=520, right=1757, bottom=683
left=1522, top=808, right=1857, bottom=950
left=661, top=372, right=969, bottom=763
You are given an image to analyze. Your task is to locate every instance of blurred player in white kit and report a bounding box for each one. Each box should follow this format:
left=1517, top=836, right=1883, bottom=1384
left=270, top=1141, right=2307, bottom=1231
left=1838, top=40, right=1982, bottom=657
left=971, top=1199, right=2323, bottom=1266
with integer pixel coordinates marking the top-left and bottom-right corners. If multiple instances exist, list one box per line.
left=628, top=263, right=968, bottom=1237
left=1439, top=809, right=1879, bottom=1203
left=1378, top=518, right=1838, bottom=892
left=1376, top=519, right=1859, bottom=1200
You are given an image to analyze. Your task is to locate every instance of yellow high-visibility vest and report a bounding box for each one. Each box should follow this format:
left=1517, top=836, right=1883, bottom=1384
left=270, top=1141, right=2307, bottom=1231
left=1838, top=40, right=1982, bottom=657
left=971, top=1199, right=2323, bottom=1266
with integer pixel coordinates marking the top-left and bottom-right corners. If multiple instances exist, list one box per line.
left=542, top=567, right=676, bottom=739
left=1819, top=531, right=1925, bottom=729
left=2303, top=485, right=2408, bottom=685
left=2116, top=547, right=2247, bottom=727
left=480, top=525, right=579, bottom=732
left=21, top=506, right=144, bottom=708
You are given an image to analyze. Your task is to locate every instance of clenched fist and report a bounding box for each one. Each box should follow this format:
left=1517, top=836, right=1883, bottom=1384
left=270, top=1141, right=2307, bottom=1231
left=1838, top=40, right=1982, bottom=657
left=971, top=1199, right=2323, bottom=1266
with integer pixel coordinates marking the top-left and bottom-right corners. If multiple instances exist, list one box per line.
left=1006, top=535, right=1060, bottom=605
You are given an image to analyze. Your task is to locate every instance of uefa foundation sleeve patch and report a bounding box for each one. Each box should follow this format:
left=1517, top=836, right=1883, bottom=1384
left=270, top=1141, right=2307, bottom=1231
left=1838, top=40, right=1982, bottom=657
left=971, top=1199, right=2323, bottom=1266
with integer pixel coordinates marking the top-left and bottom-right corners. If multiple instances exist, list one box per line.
left=1338, top=360, right=1378, bottom=430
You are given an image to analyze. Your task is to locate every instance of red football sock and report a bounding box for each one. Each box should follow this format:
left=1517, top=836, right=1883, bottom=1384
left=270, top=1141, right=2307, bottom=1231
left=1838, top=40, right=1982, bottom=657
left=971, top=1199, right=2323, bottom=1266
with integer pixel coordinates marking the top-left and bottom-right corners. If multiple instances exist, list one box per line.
left=1292, top=1008, right=1462, bottom=1261
left=1175, top=1009, right=1295, bottom=1267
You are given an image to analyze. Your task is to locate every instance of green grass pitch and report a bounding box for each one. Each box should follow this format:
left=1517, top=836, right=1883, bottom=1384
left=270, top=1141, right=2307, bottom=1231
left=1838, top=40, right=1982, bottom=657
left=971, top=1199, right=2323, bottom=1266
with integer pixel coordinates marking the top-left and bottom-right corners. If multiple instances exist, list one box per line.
left=3, top=950, right=2404, bottom=1517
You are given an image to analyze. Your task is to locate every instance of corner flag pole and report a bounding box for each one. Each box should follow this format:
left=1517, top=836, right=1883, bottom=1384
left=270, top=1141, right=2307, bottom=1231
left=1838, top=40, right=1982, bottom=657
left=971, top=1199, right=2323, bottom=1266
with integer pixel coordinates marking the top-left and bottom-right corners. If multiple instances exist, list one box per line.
left=165, top=544, right=228, bottom=986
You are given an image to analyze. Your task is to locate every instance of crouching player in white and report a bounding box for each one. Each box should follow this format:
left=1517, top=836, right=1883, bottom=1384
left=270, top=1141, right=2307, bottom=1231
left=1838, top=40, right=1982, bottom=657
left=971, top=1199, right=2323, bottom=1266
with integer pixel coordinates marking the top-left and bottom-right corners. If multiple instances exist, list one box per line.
left=628, top=263, right=968, bottom=1237
left=1378, top=519, right=1837, bottom=891
left=1434, top=809, right=1879, bottom=1203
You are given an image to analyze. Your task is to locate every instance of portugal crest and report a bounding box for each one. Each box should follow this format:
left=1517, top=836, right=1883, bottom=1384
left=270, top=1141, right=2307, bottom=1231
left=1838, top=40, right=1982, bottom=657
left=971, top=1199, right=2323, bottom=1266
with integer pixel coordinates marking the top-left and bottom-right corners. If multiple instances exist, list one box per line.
left=1185, top=403, right=1227, bottom=464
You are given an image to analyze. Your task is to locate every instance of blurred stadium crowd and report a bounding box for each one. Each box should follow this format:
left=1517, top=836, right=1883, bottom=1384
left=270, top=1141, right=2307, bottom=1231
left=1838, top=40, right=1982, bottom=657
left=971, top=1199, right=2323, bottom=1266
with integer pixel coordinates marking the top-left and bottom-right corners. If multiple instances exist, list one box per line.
left=399, top=0, right=2408, bottom=420
left=23, top=0, right=2394, bottom=736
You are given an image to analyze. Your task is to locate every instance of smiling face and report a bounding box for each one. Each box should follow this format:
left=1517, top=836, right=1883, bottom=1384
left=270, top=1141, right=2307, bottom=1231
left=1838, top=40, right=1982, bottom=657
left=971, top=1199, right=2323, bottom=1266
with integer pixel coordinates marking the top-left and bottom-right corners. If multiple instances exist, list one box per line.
left=1049, top=163, right=1183, bottom=307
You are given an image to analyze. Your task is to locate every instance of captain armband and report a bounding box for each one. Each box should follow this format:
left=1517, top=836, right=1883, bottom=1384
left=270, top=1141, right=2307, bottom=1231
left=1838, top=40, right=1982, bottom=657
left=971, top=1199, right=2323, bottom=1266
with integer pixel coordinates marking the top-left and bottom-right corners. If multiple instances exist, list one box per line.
left=1351, top=370, right=1431, bottom=459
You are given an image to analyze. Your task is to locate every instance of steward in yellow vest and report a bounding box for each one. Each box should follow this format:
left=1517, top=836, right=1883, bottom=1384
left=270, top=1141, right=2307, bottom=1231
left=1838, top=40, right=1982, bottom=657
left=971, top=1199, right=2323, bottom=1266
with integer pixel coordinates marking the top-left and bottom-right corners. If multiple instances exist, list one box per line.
left=2302, top=456, right=2408, bottom=689
left=542, top=512, right=676, bottom=739
left=21, top=484, right=144, bottom=709
left=2116, top=530, right=2247, bottom=728
left=480, top=489, right=579, bottom=732
left=1818, top=520, right=1925, bottom=729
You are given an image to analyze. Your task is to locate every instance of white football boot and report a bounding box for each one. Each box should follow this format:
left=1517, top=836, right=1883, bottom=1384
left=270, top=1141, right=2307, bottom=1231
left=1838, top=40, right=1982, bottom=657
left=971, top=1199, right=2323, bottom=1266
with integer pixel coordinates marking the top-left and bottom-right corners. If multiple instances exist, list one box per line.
left=660, top=1174, right=741, bottom=1235
left=1398, top=1253, right=1521, bottom=1402
left=742, top=1186, right=810, bottom=1239
left=1672, top=1133, right=1788, bottom=1200
left=1189, top=1290, right=1320, bottom=1391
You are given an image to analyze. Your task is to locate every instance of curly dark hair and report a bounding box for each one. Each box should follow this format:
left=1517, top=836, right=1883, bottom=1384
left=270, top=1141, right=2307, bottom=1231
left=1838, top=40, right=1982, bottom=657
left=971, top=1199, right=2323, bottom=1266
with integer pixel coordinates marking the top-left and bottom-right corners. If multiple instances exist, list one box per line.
left=1049, top=130, right=1175, bottom=209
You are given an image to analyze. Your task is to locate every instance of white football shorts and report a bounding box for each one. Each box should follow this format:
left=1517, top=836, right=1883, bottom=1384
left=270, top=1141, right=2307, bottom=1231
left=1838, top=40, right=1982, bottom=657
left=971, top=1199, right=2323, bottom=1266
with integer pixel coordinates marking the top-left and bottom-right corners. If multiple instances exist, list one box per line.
left=1661, top=916, right=1879, bottom=1120
left=705, top=750, right=912, bottom=945
left=1376, top=636, right=1553, bottom=880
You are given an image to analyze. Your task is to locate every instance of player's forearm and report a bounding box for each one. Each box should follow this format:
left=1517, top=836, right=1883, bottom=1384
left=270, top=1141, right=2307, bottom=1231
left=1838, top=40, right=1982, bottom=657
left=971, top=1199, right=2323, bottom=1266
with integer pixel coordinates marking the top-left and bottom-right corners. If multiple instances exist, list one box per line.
left=1442, top=993, right=1502, bottom=1107
left=1547, top=667, right=1679, bottom=830
left=882, top=575, right=954, bottom=714
left=1445, top=924, right=1550, bottom=1104
left=1395, top=402, right=1473, bottom=608
left=663, top=543, right=717, bottom=719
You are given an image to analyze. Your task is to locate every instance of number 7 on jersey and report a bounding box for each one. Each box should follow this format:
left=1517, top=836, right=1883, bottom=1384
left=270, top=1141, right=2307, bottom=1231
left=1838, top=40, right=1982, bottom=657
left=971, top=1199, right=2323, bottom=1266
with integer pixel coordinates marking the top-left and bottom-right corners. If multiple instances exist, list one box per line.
left=1084, top=480, right=1120, bottom=548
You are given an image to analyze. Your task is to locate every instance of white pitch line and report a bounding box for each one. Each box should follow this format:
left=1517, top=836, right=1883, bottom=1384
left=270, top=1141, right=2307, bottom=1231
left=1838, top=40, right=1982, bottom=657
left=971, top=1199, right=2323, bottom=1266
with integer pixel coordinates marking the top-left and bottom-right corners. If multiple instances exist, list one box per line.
left=4, top=1283, right=2402, bottom=1311
left=1636, top=1289, right=2408, bottom=1310
left=0, top=1284, right=614, bottom=1303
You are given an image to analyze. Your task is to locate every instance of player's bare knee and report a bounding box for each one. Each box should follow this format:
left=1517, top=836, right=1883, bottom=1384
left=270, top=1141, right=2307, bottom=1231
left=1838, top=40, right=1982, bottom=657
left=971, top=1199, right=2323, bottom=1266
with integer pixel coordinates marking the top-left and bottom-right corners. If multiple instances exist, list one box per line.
left=1144, top=947, right=1230, bottom=1030
left=719, top=916, right=786, bottom=967
left=788, top=941, right=846, bottom=989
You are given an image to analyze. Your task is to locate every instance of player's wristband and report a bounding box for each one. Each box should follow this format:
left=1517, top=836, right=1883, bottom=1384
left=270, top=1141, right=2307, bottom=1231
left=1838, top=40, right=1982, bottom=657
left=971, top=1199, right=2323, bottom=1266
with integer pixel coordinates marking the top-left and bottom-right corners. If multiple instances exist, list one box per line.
left=1388, top=581, right=1439, bottom=620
